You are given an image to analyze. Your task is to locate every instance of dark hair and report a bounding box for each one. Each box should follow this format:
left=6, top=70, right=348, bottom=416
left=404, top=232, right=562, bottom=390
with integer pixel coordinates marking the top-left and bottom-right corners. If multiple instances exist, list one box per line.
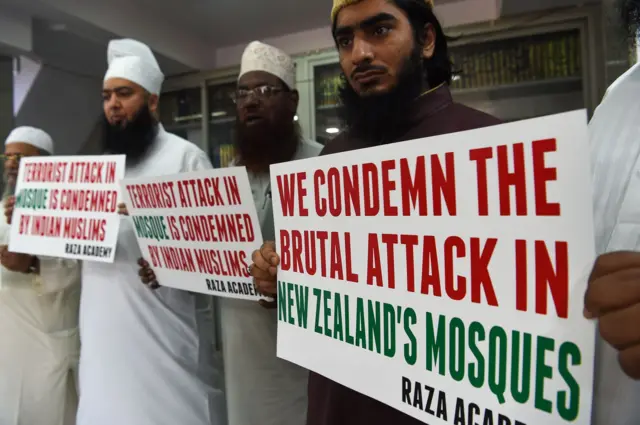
left=620, top=0, right=640, bottom=39
left=332, top=0, right=455, bottom=88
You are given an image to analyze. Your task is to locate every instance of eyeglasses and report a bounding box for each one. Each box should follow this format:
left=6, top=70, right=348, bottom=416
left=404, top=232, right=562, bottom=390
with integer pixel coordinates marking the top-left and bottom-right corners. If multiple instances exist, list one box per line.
left=1, top=154, right=26, bottom=161
left=232, top=85, right=286, bottom=104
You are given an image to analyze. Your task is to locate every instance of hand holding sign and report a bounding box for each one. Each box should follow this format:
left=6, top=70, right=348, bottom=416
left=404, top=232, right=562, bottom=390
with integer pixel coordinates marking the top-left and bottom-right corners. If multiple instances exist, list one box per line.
left=0, top=244, right=33, bottom=273
left=137, top=257, right=160, bottom=290
left=118, top=203, right=128, bottom=216
left=584, top=251, right=640, bottom=379
left=4, top=196, right=14, bottom=224
left=251, top=241, right=279, bottom=293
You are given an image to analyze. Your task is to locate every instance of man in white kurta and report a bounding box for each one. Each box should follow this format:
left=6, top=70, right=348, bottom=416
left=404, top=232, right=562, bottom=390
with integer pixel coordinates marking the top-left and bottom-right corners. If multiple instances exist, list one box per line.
left=0, top=126, right=81, bottom=425
left=75, top=39, right=225, bottom=425
left=588, top=59, right=640, bottom=424
left=221, top=41, right=322, bottom=425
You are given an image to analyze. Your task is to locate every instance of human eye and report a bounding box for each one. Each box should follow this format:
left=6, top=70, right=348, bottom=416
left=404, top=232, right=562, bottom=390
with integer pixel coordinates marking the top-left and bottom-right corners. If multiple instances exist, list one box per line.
left=373, top=25, right=391, bottom=36
left=336, top=36, right=353, bottom=48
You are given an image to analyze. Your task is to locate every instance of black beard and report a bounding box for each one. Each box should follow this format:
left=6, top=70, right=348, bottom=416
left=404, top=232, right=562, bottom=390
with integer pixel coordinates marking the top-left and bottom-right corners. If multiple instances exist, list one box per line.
left=338, top=46, right=425, bottom=146
left=233, top=119, right=300, bottom=169
left=102, top=105, right=158, bottom=163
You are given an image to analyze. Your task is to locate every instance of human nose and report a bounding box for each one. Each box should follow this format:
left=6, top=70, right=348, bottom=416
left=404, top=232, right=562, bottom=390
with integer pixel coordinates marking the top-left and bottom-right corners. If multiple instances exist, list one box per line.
left=351, top=36, right=374, bottom=65
left=5, top=155, right=17, bottom=170
left=103, top=93, right=121, bottom=111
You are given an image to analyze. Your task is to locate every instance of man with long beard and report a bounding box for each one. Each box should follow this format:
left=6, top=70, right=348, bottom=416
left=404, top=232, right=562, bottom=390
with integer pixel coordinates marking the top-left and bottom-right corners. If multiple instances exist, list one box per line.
left=0, top=126, right=80, bottom=425
left=249, top=1, right=500, bottom=424
left=224, top=41, right=321, bottom=425
left=74, top=39, right=225, bottom=425
left=139, top=40, right=322, bottom=425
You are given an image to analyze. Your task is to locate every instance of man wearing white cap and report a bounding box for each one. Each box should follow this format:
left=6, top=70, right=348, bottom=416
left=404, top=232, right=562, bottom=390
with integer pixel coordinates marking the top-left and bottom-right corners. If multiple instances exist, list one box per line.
left=75, top=38, right=225, bottom=425
left=136, top=40, right=321, bottom=425
left=222, top=40, right=321, bottom=425
left=0, top=126, right=81, bottom=425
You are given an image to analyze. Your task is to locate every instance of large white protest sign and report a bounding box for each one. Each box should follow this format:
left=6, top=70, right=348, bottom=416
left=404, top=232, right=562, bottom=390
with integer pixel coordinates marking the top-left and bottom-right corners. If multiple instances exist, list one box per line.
left=270, top=110, right=596, bottom=425
left=9, top=155, right=126, bottom=262
left=121, top=167, right=264, bottom=299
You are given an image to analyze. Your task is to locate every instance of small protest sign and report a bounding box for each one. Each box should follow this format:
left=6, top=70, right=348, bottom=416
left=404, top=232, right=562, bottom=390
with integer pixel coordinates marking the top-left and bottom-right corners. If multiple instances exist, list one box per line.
left=121, top=167, right=264, bottom=299
left=8, top=155, right=126, bottom=262
left=270, top=110, right=596, bottom=425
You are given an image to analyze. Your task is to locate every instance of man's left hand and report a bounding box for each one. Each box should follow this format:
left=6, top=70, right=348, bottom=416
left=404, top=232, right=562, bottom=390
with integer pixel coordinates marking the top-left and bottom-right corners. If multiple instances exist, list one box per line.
left=0, top=245, right=33, bottom=273
left=118, top=203, right=128, bottom=216
left=585, top=251, right=640, bottom=379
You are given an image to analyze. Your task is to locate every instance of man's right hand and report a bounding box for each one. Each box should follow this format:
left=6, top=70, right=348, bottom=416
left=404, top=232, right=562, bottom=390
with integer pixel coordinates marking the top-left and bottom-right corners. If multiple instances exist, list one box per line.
left=250, top=241, right=279, bottom=308
left=4, top=196, right=15, bottom=224
left=137, top=258, right=160, bottom=290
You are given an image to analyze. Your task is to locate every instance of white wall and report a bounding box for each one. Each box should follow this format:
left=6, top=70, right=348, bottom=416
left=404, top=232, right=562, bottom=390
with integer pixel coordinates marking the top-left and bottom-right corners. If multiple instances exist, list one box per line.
left=13, top=56, right=42, bottom=115
left=15, top=64, right=101, bottom=154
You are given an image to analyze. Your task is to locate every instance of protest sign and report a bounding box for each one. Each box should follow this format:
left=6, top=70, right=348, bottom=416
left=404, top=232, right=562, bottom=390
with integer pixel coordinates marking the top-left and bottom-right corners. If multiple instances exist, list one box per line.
left=270, top=110, right=596, bottom=425
left=121, top=167, right=264, bottom=299
left=8, top=155, right=126, bottom=262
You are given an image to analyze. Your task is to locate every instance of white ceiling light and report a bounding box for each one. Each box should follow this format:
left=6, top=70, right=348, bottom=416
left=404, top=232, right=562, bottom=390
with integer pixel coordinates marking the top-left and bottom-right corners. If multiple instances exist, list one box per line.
left=326, top=127, right=339, bottom=134
left=211, top=111, right=227, bottom=117
left=294, top=115, right=298, bottom=121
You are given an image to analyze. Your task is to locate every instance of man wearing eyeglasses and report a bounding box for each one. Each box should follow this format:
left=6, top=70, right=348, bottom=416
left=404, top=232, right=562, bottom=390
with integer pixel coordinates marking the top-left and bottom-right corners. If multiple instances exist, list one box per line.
left=0, top=126, right=81, bottom=425
left=139, top=40, right=321, bottom=425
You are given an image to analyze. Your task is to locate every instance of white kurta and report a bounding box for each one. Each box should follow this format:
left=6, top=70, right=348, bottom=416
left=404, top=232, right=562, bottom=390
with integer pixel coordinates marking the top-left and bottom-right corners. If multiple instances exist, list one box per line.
left=0, top=218, right=81, bottom=425
left=221, top=139, right=322, bottom=425
left=76, top=126, right=225, bottom=425
left=589, top=62, right=640, bottom=425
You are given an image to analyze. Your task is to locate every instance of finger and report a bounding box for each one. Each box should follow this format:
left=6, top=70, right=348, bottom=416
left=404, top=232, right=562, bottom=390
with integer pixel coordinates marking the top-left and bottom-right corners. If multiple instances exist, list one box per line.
left=598, top=303, right=640, bottom=350
left=619, top=344, right=640, bottom=379
left=138, top=268, right=147, bottom=277
left=589, top=251, right=640, bottom=282
left=585, top=268, right=640, bottom=317
left=251, top=249, right=271, bottom=272
left=255, top=280, right=278, bottom=297
left=137, top=258, right=149, bottom=267
left=260, top=241, right=279, bottom=266
left=149, top=281, right=160, bottom=290
left=259, top=299, right=277, bottom=309
left=141, top=275, right=150, bottom=284
left=251, top=266, right=273, bottom=282
left=147, top=271, right=156, bottom=281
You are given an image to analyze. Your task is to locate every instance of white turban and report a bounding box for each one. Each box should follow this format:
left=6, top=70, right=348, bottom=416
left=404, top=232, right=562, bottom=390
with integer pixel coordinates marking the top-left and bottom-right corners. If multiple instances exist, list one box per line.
left=5, top=126, right=54, bottom=154
left=238, top=41, right=295, bottom=89
left=104, top=38, right=164, bottom=95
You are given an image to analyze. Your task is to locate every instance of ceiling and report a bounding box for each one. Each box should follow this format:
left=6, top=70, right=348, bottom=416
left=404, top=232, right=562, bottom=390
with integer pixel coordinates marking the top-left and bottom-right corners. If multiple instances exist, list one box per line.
left=132, top=0, right=331, bottom=46
left=0, top=0, right=602, bottom=76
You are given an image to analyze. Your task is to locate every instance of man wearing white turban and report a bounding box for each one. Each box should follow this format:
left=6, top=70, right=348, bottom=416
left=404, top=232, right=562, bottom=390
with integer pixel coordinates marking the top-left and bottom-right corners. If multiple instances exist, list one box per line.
left=0, top=126, right=81, bottom=425
left=75, top=38, right=225, bottom=425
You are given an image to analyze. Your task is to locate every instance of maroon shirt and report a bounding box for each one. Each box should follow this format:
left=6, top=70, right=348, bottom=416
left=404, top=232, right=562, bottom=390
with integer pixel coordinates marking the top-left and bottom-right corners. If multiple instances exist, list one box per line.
left=307, top=84, right=502, bottom=425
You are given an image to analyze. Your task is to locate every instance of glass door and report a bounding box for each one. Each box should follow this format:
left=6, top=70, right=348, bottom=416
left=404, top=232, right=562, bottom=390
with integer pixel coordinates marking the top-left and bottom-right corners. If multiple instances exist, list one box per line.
left=313, top=63, right=343, bottom=145
left=207, top=81, right=237, bottom=168
left=158, top=87, right=203, bottom=145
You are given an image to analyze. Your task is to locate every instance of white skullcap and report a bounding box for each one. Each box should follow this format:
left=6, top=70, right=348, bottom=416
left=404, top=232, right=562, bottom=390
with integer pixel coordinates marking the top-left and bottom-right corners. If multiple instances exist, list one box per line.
left=104, top=38, right=164, bottom=95
left=239, top=41, right=295, bottom=89
left=5, top=126, right=54, bottom=154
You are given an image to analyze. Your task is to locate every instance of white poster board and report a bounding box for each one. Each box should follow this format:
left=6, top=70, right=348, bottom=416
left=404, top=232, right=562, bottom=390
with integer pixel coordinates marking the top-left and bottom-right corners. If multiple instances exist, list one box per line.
left=121, top=167, right=264, bottom=299
left=9, top=155, right=126, bottom=262
left=270, top=110, right=596, bottom=425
